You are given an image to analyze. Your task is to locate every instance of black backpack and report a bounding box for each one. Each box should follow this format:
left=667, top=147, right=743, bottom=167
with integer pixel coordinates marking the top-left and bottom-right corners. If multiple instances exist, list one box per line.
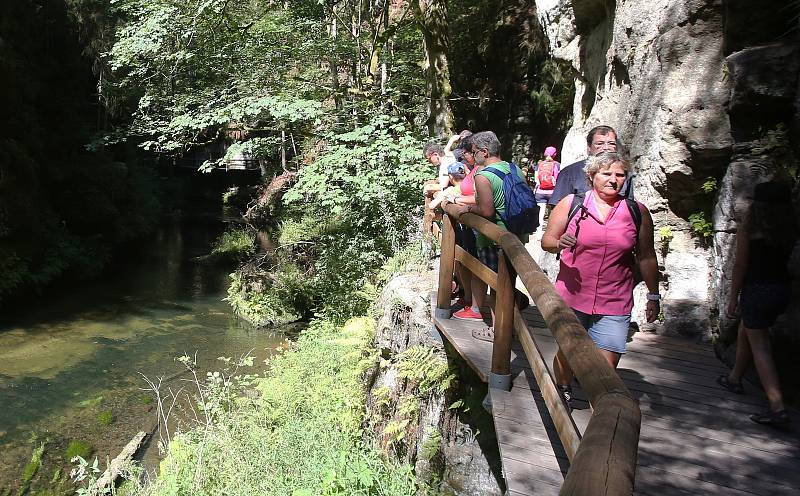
left=485, top=163, right=540, bottom=235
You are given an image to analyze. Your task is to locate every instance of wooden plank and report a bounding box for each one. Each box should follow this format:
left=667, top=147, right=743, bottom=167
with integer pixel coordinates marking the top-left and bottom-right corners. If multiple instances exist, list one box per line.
left=635, top=465, right=779, bottom=496
left=455, top=245, right=497, bottom=288
left=513, top=308, right=582, bottom=461
left=501, top=457, right=564, bottom=494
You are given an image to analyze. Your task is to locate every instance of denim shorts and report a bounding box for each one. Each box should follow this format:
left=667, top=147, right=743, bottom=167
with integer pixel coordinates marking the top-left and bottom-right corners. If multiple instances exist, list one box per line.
left=573, top=309, right=631, bottom=354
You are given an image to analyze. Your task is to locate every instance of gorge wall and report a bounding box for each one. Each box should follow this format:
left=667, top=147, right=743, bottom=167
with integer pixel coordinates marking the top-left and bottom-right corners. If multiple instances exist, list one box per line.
left=533, top=0, right=800, bottom=342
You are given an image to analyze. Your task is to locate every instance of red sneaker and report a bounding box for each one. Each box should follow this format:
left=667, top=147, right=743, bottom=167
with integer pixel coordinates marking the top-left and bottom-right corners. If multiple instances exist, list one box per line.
left=453, top=307, right=483, bottom=321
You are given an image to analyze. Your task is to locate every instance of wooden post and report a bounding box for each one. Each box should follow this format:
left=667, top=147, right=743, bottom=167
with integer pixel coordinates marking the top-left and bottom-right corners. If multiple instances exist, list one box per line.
left=490, top=249, right=515, bottom=390
left=435, top=213, right=456, bottom=319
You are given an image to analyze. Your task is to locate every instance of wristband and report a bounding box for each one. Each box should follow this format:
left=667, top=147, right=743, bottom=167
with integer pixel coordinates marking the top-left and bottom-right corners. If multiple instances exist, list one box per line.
left=646, top=293, right=661, bottom=301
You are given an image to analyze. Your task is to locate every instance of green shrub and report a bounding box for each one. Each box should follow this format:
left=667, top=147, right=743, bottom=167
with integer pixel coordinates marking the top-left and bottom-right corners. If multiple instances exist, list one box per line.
left=688, top=212, right=713, bottom=240
left=65, top=440, right=92, bottom=461
left=140, top=318, right=421, bottom=495
left=211, top=228, right=256, bottom=261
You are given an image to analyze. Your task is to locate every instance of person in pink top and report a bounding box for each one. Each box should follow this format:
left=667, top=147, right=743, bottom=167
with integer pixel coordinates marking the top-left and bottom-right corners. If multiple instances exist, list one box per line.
left=541, top=151, right=659, bottom=407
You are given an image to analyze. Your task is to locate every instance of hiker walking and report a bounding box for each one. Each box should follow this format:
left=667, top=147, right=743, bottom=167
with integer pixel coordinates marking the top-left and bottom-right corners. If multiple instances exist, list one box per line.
left=541, top=151, right=659, bottom=407
left=547, top=125, right=633, bottom=209
left=717, top=181, right=795, bottom=426
left=534, top=146, right=560, bottom=232
left=452, top=131, right=538, bottom=341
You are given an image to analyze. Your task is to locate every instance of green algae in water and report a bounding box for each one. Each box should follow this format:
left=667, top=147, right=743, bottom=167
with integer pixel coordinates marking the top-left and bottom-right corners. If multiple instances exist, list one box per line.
left=97, top=410, right=115, bottom=426
left=78, top=396, right=104, bottom=408
left=64, top=440, right=92, bottom=460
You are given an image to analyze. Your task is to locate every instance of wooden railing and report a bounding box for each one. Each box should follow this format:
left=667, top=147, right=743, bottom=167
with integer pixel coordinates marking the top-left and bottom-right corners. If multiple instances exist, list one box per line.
left=435, top=203, right=641, bottom=495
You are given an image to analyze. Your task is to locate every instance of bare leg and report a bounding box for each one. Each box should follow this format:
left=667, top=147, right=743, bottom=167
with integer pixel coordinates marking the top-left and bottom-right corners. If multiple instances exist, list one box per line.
left=746, top=327, right=785, bottom=412
left=729, top=322, right=751, bottom=383
left=471, top=274, right=486, bottom=313
left=455, top=262, right=473, bottom=304
left=599, top=349, right=622, bottom=369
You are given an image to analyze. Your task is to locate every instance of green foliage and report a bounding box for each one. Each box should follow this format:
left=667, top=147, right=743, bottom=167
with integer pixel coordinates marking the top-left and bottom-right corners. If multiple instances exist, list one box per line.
left=658, top=226, right=674, bottom=254
left=97, top=410, right=115, bottom=426
left=226, top=266, right=315, bottom=326
left=210, top=227, right=256, bottom=260
left=22, top=442, right=45, bottom=484
left=277, top=115, right=427, bottom=323
left=137, top=317, right=421, bottom=495
left=396, top=346, right=455, bottom=396
left=688, top=212, right=713, bottom=239
left=65, top=440, right=92, bottom=461
left=701, top=178, right=718, bottom=194
left=752, top=124, right=799, bottom=181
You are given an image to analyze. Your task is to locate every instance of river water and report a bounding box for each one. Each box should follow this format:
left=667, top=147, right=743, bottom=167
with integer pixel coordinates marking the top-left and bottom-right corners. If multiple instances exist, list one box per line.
left=0, top=213, right=283, bottom=491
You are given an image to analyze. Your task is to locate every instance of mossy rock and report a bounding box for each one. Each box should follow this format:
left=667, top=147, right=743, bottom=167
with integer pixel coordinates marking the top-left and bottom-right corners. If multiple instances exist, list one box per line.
left=64, top=440, right=92, bottom=460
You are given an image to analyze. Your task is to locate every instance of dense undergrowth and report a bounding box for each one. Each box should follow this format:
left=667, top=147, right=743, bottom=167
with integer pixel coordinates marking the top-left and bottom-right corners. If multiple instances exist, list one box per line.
left=103, top=318, right=424, bottom=496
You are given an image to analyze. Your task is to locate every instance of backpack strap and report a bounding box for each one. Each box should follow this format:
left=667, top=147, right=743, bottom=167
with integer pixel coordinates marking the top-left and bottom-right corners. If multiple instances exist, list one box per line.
left=481, top=165, right=506, bottom=225
left=566, top=192, right=586, bottom=225
left=556, top=193, right=587, bottom=260
left=626, top=198, right=643, bottom=247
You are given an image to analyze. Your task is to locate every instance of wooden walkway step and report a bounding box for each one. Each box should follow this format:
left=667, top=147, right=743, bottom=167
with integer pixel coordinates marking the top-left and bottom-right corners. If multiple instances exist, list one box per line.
left=432, top=298, right=800, bottom=495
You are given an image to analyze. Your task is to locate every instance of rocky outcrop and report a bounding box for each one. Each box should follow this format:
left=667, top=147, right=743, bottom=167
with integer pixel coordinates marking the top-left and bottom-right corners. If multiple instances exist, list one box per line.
left=365, top=271, right=502, bottom=495
left=535, top=0, right=799, bottom=340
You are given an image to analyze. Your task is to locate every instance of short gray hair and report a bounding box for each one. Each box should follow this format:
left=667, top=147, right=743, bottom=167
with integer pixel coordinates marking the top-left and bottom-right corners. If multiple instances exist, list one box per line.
left=471, top=131, right=502, bottom=157
left=584, top=151, right=631, bottom=182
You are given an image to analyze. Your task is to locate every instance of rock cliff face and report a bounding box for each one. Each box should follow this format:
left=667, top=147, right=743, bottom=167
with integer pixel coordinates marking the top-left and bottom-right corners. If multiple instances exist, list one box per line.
left=534, top=0, right=799, bottom=341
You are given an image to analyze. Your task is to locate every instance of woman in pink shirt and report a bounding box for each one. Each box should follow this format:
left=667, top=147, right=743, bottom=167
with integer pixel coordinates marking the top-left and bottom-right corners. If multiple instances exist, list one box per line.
left=541, top=152, right=659, bottom=406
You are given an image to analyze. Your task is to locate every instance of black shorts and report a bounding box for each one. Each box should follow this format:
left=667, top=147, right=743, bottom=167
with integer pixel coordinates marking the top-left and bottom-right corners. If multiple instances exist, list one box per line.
left=454, top=222, right=477, bottom=257
left=740, top=282, right=791, bottom=329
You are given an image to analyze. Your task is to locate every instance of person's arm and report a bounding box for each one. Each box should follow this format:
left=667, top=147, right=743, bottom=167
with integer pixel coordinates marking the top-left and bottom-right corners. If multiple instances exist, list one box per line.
left=636, top=204, right=660, bottom=322
left=454, top=175, right=495, bottom=219
left=443, top=134, right=460, bottom=154
left=727, top=211, right=751, bottom=316
left=541, top=196, right=576, bottom=253
left=453, top=194, right=476, bottom=205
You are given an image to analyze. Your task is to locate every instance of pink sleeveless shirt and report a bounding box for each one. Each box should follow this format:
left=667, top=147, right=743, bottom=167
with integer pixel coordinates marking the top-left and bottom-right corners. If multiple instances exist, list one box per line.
left=554, top=192, right=640, bottom=315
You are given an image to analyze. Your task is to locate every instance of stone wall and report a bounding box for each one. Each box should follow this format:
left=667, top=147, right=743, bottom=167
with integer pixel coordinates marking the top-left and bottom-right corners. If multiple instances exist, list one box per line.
left=534, top=0, right=799, bottom=340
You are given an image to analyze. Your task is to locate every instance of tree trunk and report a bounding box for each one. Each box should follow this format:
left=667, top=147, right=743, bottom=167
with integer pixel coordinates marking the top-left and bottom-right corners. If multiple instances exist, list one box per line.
left=413, top=0, right=453, bottom=136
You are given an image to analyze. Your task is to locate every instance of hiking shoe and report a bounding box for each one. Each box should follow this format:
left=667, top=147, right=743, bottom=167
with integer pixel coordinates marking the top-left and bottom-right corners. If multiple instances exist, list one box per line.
left=716, top=375, right=744, bottom=394
left=750, top=410, right=790, bottom=426
left=558, top=385, right=573, bottom=411
left=453, top=307, right=483, bottom=321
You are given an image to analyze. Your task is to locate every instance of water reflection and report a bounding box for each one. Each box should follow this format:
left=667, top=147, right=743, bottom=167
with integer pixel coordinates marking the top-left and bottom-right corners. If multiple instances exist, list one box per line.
left=0, top=218, right=282, bottom=490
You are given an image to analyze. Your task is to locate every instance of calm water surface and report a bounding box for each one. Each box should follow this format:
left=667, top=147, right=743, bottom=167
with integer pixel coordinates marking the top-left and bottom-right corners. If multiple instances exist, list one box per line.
left=0, top=217, right=283, bottom=490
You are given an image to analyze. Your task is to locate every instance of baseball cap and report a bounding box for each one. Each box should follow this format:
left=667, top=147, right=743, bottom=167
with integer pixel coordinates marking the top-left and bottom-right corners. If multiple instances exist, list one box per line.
left=447, top=162, right=466, bottom=174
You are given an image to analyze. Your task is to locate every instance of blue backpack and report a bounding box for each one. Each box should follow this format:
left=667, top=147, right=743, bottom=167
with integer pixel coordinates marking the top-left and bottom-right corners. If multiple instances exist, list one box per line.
left=485, top=163, right=540, bottom=235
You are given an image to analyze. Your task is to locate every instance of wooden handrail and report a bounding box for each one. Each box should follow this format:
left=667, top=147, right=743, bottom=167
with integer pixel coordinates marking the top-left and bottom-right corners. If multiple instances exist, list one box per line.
left=436, top=203, right=641, bottom=495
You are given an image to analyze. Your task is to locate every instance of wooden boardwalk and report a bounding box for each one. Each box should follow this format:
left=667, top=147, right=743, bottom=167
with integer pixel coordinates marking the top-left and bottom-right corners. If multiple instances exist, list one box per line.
left=432, top=301, right=800, bottom=495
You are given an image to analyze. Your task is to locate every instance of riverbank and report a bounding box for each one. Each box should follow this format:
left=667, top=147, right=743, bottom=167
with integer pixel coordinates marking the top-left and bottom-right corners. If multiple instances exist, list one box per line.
left=0, top=212, right=282, bottom=495
left=112, top=317, right=422, bottom=495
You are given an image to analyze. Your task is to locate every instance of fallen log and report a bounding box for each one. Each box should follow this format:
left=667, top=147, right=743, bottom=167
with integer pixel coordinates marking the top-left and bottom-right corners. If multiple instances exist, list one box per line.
left=95, top=431, right=148, bottom=492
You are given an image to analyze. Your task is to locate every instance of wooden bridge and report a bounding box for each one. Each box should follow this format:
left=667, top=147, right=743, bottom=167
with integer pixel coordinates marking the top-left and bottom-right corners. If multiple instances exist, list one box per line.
left=430, top=203, right=800, bottom=495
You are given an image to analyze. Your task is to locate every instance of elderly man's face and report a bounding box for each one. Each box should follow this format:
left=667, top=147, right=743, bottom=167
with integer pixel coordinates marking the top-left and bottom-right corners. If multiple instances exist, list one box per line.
left=426, top=152, right=441, bottom=166
left=588, top=132, right=618, bottom=155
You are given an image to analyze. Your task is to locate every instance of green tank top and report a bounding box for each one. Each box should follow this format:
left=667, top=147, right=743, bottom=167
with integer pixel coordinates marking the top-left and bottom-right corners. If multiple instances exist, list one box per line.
left=475, top=161, right=529, bottom=249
